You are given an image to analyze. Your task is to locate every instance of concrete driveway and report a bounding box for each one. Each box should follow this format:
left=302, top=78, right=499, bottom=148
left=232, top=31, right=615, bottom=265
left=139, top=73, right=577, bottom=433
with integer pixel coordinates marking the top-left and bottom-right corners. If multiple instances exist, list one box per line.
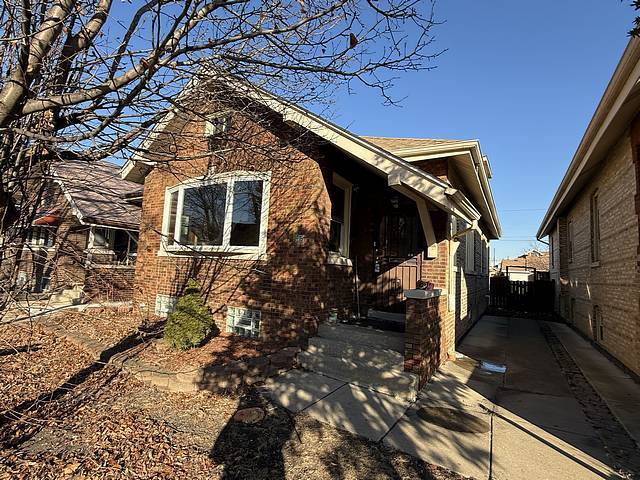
left=265, top=316, right=633, bottom=479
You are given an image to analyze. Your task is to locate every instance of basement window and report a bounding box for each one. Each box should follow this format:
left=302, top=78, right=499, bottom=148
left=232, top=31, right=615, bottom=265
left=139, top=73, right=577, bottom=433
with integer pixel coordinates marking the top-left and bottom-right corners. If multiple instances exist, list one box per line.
left=226, top=306, right=261, bottom=338
left=155, top=294, right=177, bottom=317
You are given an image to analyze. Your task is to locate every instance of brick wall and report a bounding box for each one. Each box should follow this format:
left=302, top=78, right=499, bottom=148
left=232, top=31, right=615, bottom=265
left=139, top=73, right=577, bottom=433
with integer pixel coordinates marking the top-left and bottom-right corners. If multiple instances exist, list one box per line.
left=133, top=110, right=337, bottom=341
left=85, top=266, right=136, bottom=302
left=553, top=129, right=640, bottom=375
left=133, top=106, right=493, bottom=348
left=404, top=291, right=454, bottom=387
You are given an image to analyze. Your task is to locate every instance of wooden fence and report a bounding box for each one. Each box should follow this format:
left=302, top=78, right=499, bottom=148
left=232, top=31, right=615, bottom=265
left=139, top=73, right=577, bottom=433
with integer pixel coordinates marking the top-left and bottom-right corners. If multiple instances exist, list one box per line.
left=490, top=277, right=555, bottom=312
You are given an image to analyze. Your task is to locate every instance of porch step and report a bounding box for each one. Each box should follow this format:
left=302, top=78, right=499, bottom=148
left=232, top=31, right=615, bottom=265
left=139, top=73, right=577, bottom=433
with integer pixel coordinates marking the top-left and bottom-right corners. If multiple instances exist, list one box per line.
left=302, top=323, right=418, bottom=401
left=367, top=310, right=406, bottom=324
left=317, top=323, right=405, bottom=352
left=307, top=337, right=405, bottom=373
left=49, top=285, right=84, bottom=305
left=298, top=351, right=418, bottom=401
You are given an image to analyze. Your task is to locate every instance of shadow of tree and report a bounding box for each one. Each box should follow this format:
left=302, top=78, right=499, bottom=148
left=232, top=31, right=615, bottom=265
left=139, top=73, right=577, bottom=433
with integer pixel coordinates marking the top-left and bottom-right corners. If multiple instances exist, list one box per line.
left=210, top=387, right=294, bottom=479
left=0, top=325, right=159, bottom=447
left=209, top=386, right=467, bottom=480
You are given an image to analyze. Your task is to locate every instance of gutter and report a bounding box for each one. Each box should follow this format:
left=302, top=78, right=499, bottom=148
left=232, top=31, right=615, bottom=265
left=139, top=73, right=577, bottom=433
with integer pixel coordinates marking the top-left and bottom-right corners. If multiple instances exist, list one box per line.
left=538, top=38, right=640, bottom=238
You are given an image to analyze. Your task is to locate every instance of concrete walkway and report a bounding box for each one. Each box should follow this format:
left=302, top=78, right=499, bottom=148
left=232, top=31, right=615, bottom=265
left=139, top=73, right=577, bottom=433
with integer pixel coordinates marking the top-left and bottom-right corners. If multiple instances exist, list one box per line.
left=546, top=321, right=640, bottom=444
left=264, top=316, right=629, bottom=479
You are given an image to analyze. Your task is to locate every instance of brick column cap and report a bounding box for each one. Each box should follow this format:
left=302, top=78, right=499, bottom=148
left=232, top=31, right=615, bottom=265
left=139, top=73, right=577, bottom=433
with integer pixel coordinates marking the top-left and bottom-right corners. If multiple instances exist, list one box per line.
left=404, top=288, right=447, bottom=300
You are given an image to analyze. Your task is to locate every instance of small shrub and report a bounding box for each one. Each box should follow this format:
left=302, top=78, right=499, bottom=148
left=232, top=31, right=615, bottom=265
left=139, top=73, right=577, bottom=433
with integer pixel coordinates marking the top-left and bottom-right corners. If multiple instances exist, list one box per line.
left=164, top=279, right=215, bottom=350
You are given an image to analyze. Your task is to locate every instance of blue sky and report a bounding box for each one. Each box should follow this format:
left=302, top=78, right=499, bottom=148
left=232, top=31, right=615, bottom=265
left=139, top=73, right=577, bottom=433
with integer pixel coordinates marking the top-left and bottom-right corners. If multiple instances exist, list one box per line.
left=329, top=0, right=633, bottom=263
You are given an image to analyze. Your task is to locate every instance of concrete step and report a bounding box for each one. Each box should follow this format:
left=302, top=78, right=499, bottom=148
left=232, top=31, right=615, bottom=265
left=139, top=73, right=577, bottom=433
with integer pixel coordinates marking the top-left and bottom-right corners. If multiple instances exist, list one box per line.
left=307, top=337, right=405, bottom=373
left=299, top=350, right=418, bottom=401
left=317, top=323, right=405, bottom=352
left=49, top=285, right=84, bottom=305
left=367, top=310, right=405, bottom=324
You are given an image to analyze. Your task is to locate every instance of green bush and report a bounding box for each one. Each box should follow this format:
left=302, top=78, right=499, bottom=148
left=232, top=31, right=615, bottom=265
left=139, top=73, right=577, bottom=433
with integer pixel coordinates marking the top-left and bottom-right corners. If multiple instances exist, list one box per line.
left=164, top=279, right=215, bottom=350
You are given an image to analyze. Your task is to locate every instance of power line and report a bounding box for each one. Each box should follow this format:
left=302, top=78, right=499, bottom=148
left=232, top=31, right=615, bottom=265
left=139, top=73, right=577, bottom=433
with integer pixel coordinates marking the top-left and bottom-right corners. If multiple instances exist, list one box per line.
left=499, top=208, right=547, bottom=212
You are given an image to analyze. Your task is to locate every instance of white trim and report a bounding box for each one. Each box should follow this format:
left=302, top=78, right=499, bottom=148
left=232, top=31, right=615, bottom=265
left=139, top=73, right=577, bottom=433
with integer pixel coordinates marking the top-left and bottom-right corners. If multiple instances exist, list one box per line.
left=119, top=79, right=485, bottom=229
left=329, top=173, right=352, bottom=257
left=538, top=38, right=640, bottom=238
left=159, top=171, right=271, bottom=258
left=327, top=252, right=353, bottom=266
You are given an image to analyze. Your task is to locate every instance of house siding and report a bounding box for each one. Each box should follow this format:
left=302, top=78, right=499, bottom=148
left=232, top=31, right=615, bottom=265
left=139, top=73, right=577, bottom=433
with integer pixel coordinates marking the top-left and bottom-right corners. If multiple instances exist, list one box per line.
left=552, top=131, right=640, bottom=375
left=133, top=113, right=333, bottom=340
left=133, top=109, right=492, bottom=344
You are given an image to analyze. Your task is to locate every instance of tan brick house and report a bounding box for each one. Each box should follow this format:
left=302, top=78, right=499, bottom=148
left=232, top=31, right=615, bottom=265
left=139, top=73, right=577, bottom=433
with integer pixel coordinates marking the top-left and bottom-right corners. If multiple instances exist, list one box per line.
left=3, top=160, right=142, bottom=302
left=537, top=38, right=640, bottom=377
left=121, top=84, right=500, bottom=388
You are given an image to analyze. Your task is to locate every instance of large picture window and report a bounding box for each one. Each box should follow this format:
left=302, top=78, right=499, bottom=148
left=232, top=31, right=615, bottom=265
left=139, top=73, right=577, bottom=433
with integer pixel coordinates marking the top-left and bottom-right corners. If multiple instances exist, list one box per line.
left=162, top=172, right=271, bottom=256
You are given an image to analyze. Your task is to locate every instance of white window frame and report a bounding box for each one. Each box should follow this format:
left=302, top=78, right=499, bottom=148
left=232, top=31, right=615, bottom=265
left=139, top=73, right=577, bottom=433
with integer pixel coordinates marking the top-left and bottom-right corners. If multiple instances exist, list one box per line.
left=88, top=226, right=115, bottom=252
left=204, top=112, right=231, bottom=138
left=328, top=172, right=352, bottom=263
left=27, top=226, right=56, bottom=248
left=160, top=171, right=271, bottom=259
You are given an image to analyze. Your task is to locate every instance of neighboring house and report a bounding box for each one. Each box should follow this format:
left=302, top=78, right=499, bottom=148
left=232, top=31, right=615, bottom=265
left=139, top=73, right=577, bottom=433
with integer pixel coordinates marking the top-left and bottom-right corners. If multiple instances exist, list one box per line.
left=120, top=82, right=501, bottom=366
left=7, top=160, right=142, bottom=302
left=498, top=250, right=550, bottom=281
left=537, top=38, right=640, bottom=377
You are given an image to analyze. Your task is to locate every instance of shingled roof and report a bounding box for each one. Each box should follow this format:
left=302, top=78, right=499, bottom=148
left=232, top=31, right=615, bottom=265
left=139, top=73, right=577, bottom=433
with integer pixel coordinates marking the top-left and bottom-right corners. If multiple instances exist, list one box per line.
left=500, top=251, right=550, bottom=273
left=53, top=160, right=142, bottom=230
left=361, top=136, right=469, bottom=153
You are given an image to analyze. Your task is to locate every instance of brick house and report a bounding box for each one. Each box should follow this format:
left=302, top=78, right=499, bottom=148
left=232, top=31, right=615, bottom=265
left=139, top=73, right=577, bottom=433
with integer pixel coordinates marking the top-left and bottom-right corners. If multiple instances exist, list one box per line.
left=4, top=160, right=142, bottom=302
left=537, top=38, right=640, bottom=377
left=121, top=84, right=500, bottom=387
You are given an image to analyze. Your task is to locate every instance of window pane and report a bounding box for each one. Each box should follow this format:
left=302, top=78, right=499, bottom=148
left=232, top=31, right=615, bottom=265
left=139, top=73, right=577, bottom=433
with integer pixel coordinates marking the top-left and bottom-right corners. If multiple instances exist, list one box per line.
left=329, top=220, right=342, bottom=253
left=43, top=228, right=55, bottom=247
left=182, top=184, right=227, bottom=246
left=167, top=191, right=178, bottom=245
left=94, top=228, right=110, bottom=247
left=230, top=180, right=263, bottom=246
left=330, top=185, right=345, bottom=222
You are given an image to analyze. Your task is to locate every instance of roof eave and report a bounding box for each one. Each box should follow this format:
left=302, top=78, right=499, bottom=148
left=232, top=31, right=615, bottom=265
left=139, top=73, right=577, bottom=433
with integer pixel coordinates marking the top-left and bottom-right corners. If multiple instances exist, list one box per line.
left=538, top=38, right=640, bottom=239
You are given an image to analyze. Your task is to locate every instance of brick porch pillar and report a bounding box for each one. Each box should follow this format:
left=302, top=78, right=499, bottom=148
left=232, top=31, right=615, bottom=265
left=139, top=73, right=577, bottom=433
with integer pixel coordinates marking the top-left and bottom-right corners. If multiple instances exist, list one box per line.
left=404, top=289, right=454, bottom=388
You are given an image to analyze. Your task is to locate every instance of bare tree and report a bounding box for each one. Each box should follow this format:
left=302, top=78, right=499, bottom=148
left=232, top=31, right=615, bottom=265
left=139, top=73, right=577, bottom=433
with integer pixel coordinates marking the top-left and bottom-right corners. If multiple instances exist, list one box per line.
left=0, top=0, right=440, bottom=313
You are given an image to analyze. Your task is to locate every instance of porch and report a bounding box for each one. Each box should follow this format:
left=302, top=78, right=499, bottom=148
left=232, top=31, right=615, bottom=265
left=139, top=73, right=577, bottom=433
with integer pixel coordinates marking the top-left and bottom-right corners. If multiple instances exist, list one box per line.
left=325, top=163, right=452, bottom=323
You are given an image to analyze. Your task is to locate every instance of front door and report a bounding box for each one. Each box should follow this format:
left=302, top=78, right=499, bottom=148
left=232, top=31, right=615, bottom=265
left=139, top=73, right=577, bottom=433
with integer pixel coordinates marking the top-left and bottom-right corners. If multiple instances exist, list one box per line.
left=371, top=211, right=424, bottom=312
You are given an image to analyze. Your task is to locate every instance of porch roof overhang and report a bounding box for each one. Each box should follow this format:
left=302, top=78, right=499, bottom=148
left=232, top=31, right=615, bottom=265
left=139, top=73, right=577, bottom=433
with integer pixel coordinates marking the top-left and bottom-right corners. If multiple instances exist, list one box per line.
left=363, top=138, right=501, bottom=240
left=120, top=81, right=482, bottom=228
left=537, top=38, right=640, bottom=239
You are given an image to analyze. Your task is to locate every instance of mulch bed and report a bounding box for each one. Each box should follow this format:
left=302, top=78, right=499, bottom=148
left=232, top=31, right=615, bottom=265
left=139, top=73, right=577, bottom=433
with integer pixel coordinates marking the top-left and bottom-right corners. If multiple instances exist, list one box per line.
left=0, top=318, right=468, bottom=480
left=136, top=332, right=288, bottom=372
left=46, top=311, right=155, bottom=347
left=0, top=323, right=94, bottom=412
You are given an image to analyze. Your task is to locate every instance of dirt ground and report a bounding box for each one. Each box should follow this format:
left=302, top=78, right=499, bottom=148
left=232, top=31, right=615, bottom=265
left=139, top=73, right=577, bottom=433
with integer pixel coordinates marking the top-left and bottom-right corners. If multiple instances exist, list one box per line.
left=0, top=320, right=469, bottom=480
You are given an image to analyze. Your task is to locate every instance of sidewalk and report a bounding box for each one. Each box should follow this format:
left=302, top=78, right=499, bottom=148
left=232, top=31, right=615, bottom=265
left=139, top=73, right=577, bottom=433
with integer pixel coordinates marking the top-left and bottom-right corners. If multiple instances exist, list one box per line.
left=265, top=315, right=629, bottom=479
left=386, top=315, right=620, bottom=480
left=546, top=321, right=640, bottom=444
